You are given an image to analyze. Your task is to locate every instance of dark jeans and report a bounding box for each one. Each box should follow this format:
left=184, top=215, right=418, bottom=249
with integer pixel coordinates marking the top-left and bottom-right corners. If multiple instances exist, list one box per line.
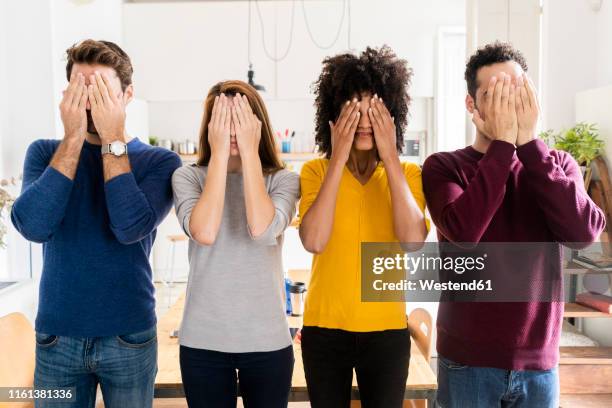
left=301, top=326, right=411, bottom=408
left=179, top=344, right=294, bottom=408
left=436, top=355, right=559, bottom=408
left=34, top=326, right=158, bottom=408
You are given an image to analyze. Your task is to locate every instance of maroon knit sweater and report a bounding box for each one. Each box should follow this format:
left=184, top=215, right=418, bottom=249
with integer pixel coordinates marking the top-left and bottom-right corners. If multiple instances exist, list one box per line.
left=422, top=139, right=605, bottom=370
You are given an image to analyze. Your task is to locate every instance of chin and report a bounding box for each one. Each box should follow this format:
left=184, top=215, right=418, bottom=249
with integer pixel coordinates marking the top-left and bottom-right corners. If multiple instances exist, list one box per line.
left=353, top=139, right=375, bottom=151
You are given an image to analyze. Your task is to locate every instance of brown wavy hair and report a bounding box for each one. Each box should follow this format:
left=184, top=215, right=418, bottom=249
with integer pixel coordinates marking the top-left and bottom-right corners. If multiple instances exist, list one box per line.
left=66, top=39, right=133, bottom=91
left=197, top=80, right=284, bottom=173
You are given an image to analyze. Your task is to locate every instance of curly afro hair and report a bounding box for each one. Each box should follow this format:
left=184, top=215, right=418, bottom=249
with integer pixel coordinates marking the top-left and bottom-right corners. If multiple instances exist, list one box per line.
left=312, top=45, right=413, bottom=158
left=465, top=41, right=528, bottom=100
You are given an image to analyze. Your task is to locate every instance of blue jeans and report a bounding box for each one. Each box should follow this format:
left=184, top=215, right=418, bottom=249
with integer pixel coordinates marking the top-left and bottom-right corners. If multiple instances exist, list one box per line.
left=436, top=356, right=559, bottom=408
left=34, top=326, right=158, bottom=408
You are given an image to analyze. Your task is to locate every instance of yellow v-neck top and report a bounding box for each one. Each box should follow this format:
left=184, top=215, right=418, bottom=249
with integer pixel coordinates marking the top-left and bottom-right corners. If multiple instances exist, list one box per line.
left=299, top=158, right=428, bottom=332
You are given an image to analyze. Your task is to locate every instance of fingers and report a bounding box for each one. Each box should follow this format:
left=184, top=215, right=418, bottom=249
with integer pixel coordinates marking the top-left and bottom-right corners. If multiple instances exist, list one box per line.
left=94, top=72, right=111, bottom=106
left=78, top=83, right=88, bottom=110
left=369, top=97, right=383, bottom=129
left=234, top=93, right=248, bottom=128
left=224, top=99, right=231, bottom=130
left=485, top=76, right=497, bottom=112
left=87, top=84, right=99, bottom=109
left=71, top=76, right=86, bottom=110
left=63, top=72, right=81, bottom=107
left=500, top=74, right=511, bottom=111
left=100, top=72, right=119, bottom=104
left=492, top=74, right=504, bottom=114
left=210, top=95, right=220, bottom=124
left=508, top=83, right=517, bottom=119
left=69, top=74, right=85, bottom=109
left=347, top=109, right=360, bottom=137
left=218, top=94, right=228, bottom=130
left=241, top=94, right=253, bottom=114
left=524, top=74, right=538, bottom=111
left=89, top=75, right=103, bottom=107
left=337, top=99, right=359, bottom=132
left=230, top=102, right=240, bottom=131
left=472, top=109, right=486, bottom=134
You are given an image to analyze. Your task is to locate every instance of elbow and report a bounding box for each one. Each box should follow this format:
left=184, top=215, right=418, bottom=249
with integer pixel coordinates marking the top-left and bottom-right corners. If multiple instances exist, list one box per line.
left=562, top=210, right=606, bottom=248
left=396, top=224, right=428, bottom=249
left=10, top=211, right=52, bottom=243
left=112, top=230, right=143, bottom=245
left=191, top=230, right=218, bottom=246
left=299, top=231, right=326, bottom=254
left=303, top=242, right=325, bottom=254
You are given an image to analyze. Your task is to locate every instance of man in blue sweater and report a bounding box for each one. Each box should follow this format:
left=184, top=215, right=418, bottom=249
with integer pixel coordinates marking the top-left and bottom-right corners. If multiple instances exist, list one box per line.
left=11, top=39, right=181, bottom=408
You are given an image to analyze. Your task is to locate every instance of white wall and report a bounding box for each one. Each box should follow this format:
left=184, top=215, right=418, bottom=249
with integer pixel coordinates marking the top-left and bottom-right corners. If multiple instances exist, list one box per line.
left=50, top=0, right=124, bottom=137
left=595, top=1, right=612, bottom=87
left=0, top=0, right=131, bottom=322
left=0, top=0, right=58, bottom=322
left=541, top=0, right=600, bottom=131
left=123, top=0, right=465, bottom=146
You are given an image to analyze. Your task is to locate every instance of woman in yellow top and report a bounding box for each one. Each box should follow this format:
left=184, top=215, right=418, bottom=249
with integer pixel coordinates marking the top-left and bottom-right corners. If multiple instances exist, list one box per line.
left=299, top=46, right=429, bottom=408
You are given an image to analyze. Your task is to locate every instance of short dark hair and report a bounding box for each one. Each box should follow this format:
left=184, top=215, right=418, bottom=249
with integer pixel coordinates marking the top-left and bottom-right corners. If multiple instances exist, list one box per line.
left=65, top=39, right=133, bottom=91
left=312, top=45, right=413, bottom=158
left=465, top=41, right=528, bottom=100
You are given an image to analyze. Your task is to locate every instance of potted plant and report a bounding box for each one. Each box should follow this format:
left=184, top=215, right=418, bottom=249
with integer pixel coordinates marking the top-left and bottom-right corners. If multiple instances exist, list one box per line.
left=539, top=122, right=604, bottom=189
left=0, top=185, right=15, bottom=253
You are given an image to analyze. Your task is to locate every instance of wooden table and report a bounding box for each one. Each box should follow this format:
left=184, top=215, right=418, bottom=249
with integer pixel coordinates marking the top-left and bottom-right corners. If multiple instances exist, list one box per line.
left=155, top=271, right=437, bottom=403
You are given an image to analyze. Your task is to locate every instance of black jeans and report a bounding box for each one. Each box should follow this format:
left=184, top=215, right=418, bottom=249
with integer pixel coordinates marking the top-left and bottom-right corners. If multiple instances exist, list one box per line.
left=179, top=344, right=294, bottom=408
left=301, top=326, right=411, bottom=408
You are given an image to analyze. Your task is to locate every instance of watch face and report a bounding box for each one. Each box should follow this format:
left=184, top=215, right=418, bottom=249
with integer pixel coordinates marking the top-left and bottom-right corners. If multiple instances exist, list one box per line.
left=110, top=141, right=126, bottom=156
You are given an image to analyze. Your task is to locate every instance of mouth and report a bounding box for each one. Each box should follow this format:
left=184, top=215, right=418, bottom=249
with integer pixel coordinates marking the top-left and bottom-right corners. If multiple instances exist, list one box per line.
left=356, top=131, right=373, bottom=138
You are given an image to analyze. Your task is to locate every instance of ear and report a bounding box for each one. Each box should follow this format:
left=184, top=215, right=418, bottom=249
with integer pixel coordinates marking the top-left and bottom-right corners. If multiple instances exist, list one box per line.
left=123, top=84, right=135, bottom=105
left=465, top=94, right=475, bottom=114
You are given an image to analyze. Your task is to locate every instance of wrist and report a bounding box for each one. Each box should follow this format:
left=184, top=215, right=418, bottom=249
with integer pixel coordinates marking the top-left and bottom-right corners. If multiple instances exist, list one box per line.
left=516, top=130, right=536, bottom=146
left=379, top=152, right=400, bottom=165
left=240, top=150, right=260, bottom=166
left=210, top=151, right=229, bottom=165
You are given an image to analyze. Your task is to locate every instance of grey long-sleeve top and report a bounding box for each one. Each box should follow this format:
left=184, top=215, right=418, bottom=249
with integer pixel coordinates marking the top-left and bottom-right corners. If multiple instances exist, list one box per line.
left=172, top=164, right=300, bottom=352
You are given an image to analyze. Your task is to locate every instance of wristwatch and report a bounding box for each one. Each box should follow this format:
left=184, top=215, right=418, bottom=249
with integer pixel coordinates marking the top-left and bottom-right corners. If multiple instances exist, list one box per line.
left=102, top=140, right=128, bottom=157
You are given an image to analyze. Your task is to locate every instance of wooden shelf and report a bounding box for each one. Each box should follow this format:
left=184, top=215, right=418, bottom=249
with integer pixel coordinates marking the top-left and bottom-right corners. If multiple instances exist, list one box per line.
left=280, top=152, right=320, bottom=161
left=564, top=302, right=612, bottom=318
left=178, top=153, right=319, bottom=163
left=560, top=347, right=612, bottom=365
left=564, top=261, right=612, bottom=275
left=559, top=393, right=612, bottom=407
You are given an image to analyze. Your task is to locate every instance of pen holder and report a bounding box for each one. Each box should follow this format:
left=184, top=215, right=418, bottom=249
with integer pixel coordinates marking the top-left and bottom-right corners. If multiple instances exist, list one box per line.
left=281, top=140, right=292, bottom=153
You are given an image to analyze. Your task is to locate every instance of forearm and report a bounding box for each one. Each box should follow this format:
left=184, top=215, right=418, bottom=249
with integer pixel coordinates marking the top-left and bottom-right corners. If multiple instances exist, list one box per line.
left=384, top=156, right=427, bottom=242
left=102, top=154, right=131, bottom=181
left=517, top=140, right=605, bottom=243
left=49, top=137, right=84, bottom=180
left=241, top=154, right=275, bottom=237
left=189, top=154, right=228, bottom=245
left=299, top=157, right=343, bottom=253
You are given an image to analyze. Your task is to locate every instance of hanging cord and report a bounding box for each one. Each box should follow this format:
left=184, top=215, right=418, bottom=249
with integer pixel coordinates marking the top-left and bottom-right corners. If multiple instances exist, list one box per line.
left=347, top=0, right=351, bottom=50
left=302, top=0, right=347, bottom=50
left=254, top=0, right=296, bottom=62
left=248, top=0, right=252, bottom=64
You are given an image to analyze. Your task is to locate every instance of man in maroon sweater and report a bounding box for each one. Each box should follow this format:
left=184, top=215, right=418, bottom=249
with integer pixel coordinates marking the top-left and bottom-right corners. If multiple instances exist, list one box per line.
left=422, top=42, right=605, bottom=407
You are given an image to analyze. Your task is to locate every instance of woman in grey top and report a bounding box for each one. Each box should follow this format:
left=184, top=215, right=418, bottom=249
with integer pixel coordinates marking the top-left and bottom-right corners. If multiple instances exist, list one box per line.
left=172, top=80, right=300, bottom=408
